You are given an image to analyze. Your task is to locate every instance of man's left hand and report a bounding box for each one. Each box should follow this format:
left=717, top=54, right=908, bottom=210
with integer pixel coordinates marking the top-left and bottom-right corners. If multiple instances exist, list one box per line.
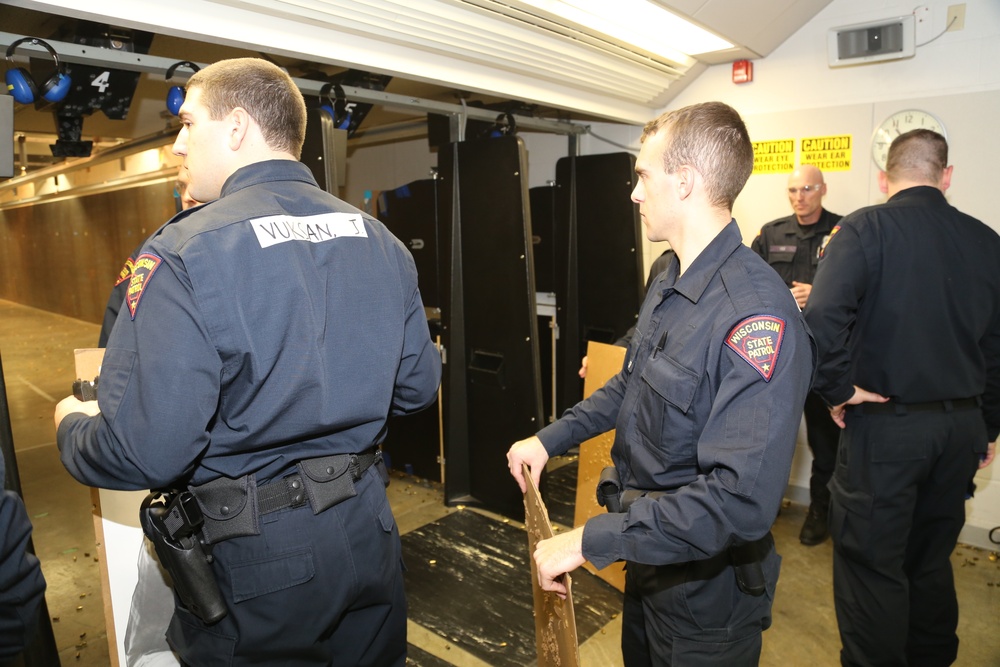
left=790, top=281, right=812, bottom=309
left=829, top=385, right=889, bottom=428
left=534, top=527, right=586, bottom=600
left=980, top=441, right=996, bottom=469
left=54, top=395, right=101, bottom=430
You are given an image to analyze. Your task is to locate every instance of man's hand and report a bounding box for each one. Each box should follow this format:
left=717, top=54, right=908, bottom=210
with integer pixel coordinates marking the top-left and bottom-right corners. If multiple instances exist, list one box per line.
left=54, top=395, right=101, bottom=430
left=534, top=527, right=585, bottom=599
left=980, top=441, right=996, bottom=469
left=506, top=436, right=549, bottom=493
left=790, top=281, right=812, bottom=309
left=829, top=385, right=889, bottom=428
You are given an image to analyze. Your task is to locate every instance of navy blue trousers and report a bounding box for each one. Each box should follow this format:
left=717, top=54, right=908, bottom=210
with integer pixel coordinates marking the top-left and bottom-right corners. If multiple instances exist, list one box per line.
left=830, top=407, right=986, bottom=667
left=620, top=534, right=780, bottom=666
left=169, top=465, right=406, bottom=666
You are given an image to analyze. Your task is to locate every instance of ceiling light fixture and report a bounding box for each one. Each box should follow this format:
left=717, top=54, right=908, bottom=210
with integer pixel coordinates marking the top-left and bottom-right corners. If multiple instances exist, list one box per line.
left=514, top=0, right=733, bottom=58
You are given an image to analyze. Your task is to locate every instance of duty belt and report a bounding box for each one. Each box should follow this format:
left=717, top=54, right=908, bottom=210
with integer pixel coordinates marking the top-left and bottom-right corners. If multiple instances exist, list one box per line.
left=848, top=396, right=981, bottom=416
left=189, top=449, right=382, bottom=545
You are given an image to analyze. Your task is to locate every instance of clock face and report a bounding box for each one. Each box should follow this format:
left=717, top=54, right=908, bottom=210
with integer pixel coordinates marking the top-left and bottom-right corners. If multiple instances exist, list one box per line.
left=871, top=109, right=947, bottom=171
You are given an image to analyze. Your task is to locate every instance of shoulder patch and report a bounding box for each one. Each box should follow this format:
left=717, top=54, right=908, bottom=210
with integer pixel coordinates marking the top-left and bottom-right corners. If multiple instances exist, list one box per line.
left=819, top=225, right=841, bottom=258
left=114, top=257, right=136, bottom=287
left=126, top=253, right=162, bottom=319
left=725, top=315, right=786, bottom=382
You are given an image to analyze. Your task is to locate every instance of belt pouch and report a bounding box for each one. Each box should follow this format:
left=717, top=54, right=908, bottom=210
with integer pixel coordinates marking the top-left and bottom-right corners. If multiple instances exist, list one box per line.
left=189, top=475, right=259, bottom=545
left=298, top=454, right=357, bottom=514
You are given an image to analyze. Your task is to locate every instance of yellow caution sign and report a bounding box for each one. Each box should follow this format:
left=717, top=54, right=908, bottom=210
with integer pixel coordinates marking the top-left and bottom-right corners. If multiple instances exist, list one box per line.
left=801, top=135, right=852, bottom=172
left=752, top=139, right=796, bottom=174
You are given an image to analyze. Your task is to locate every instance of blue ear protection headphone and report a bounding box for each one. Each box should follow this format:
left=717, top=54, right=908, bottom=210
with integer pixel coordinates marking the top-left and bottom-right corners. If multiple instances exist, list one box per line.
left=319, top=82, right=351, bottom=130
left=165, top=61, right=200, bottom=115
left=5, top=37, right=72, bottom=105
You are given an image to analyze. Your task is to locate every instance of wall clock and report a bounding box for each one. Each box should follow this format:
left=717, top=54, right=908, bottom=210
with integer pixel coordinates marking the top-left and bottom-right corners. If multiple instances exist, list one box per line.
left=871, top=109, right=947, bottom=171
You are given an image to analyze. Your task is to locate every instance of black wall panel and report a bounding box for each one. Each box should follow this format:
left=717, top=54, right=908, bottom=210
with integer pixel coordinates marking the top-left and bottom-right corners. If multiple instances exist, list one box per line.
left=554, top=153, right=644, bottom=413
left=440, top=136, right=543, bottom=520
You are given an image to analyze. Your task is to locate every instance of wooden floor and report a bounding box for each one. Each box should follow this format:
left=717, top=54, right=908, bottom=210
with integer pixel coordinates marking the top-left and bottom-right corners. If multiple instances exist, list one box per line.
left=3, top=298, right=999, bottom=666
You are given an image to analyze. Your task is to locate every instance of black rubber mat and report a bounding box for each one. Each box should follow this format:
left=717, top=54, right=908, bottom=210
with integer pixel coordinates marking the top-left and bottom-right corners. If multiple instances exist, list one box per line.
left=401, top=508, right=622, bottom=666
left=405, top=643, right=454, bottom=666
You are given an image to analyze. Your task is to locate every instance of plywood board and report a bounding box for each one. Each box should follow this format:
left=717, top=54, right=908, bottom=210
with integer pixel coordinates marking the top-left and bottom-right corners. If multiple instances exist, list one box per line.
left=523, top=463, right=580, bottom=667
left=74, top=348, right=176, bottom=667
left=573, top=341, right=626, bottom=592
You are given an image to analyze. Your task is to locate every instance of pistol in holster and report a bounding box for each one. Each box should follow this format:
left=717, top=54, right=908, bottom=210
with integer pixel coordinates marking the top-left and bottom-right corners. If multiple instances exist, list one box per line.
left=594, top=465, right=767, bottom=597
left=73, top=376, right=99, bottom=401
left=140, top=490, right=228, bottom=625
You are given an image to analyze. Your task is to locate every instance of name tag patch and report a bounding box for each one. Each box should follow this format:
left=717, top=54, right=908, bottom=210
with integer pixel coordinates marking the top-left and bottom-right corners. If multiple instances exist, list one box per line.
left=250, top=213, right=368, bottom=249
left=769, top=245, right=796, bottom=254
left=127, top=253, right=162, bottom=319
left=725, top=315, right=786, bottom=382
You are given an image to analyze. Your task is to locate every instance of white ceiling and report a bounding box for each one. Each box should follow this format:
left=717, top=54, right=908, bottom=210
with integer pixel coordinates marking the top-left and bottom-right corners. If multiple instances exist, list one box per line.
left=2, top=0, right=832, bottom=165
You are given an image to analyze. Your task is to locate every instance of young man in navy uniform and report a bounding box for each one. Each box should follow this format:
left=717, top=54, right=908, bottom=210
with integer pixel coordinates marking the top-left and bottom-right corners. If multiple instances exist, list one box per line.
left=54, top=58, right=441, bottom=666
left=508, top=102, right=815, bottom=665
left=751, top=164, right=842, bottom=545
left=805, top=129, right=1000, bottom=667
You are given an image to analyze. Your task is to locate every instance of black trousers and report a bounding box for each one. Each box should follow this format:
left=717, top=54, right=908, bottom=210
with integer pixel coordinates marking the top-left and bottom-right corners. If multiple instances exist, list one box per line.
left=802, top=390, right=841, bottom=507
left=829, top=407, right=986, bottom=667
left=169, top=465, right=406, bottom=666
left=620, top=534, right=780, bottom=666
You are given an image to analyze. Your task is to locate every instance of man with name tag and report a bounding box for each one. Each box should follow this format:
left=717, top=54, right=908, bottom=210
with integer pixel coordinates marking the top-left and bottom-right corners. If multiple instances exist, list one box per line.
left=804, top=129, right=1000, bottom=667
left=54, top=58, right=440, bottom=666
left=751, top=164, right=842, bottom=545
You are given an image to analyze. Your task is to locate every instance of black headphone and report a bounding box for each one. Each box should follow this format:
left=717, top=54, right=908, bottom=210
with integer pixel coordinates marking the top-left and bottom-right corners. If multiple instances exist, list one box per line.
left=319, top=81, right=351, bottom=130
left=5, top=37, right=72, bottom=105
left=165, top=61, right=200, bottom=115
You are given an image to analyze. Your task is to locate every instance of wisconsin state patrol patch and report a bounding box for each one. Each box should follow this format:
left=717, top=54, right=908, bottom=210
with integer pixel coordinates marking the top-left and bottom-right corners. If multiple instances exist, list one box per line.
left=725, top=315, right=786, bottom=382
left=126, top=253, right=162, bottom=319
left=114, top=257, right=135, bottom=286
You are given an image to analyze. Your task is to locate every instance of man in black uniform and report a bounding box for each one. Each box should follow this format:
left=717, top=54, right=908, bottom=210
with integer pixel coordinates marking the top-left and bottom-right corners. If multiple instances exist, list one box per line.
left=54, top=58, right=441, bottom=666
left=751, top=164, right=842, bottom=545
left=508, top=102, right=815, bottom=665
left=804, top=129, right=1000, bottom=667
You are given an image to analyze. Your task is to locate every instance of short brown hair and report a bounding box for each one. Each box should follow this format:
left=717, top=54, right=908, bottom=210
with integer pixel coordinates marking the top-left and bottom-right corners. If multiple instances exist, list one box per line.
left=187, top=58, right=307, bottom=158
left=886, top=129, right=948, bottom=183
left=640, top=102, right=753, bottom=210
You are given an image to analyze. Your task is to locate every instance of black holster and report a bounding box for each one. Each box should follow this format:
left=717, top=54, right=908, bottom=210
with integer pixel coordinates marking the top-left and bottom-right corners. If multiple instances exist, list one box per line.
left=140, top=491, right=228, bottom=625
left=595, top=466, right=767, bottom=596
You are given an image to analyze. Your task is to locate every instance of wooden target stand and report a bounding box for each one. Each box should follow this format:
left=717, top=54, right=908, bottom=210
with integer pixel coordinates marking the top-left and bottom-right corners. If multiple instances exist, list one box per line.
left=573, top=341, right=627, bottom=592
left=74, top=348, right=171, bottom=667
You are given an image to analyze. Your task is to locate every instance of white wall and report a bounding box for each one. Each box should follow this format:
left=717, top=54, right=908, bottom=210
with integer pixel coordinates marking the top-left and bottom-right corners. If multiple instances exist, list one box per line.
left=664, top=0, right=1000, bottom=548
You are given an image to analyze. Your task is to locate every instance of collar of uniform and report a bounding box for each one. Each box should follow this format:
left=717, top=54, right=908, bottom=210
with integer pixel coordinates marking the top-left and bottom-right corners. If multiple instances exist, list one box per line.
left=886, top=185, right=947, bottom=207
left=659, top=219, right=743, bottom=305
left=219, top=159, right=320, bottom=199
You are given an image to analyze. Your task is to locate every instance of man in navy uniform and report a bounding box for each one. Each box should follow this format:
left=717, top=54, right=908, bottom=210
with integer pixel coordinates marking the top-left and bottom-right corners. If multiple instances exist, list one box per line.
left=804, top=128, right=999, bottom=666
left=508, top=102, right=814, bottom=665
left=54, top=58, right=440, bottom=666
left=751, top=164, right=842, bottom=545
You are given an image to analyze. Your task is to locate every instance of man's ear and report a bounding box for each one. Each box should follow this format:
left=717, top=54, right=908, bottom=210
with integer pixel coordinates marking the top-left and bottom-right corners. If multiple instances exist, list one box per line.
left=228, top=107, right=251, bottom=151
left=676, top=165, right=695, bottom=200
left=940, top=165, right=953, bottom=193
left=877, top=170, right=889, bottom=195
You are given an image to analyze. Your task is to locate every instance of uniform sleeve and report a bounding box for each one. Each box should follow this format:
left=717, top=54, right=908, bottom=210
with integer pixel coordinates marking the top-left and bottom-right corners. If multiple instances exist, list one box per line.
left=803, top=223, right=868, bottom=406
left=582, top=311, right=815, bottom=569
left=536, top=369, right=628, bottom=457
left=58, top=253, right=221, bottom=490
left=391, top=253, right=442, bottom=415
left=0, top=451, right=46, bottom=660
left=749, top=230, right=766, bottom=260
left=982, top=309, right=1000, bottom=442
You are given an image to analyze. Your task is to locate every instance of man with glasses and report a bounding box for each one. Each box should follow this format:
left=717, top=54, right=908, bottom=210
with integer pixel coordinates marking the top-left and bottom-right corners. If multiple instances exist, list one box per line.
left=751, top=164, right=841, bottom=545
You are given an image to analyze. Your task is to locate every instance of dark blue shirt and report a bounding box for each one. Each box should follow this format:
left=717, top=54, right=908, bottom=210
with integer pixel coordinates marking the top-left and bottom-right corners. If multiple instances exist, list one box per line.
left=58, top=160, right=441, bottom=488
left=805, top=186, right=1000, bottom=440
left=538, top=220, right=815, bottom=569
left=750, top=208, right=841, bottom=287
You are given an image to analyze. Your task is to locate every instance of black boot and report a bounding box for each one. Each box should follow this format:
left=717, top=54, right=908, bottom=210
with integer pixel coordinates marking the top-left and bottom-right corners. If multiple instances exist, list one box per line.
left=799, top=503, right=829, bottom=546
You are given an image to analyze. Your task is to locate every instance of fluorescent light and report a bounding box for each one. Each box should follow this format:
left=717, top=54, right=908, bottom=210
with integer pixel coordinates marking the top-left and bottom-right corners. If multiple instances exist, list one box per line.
left=515, top=0, right=733, bottom=57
